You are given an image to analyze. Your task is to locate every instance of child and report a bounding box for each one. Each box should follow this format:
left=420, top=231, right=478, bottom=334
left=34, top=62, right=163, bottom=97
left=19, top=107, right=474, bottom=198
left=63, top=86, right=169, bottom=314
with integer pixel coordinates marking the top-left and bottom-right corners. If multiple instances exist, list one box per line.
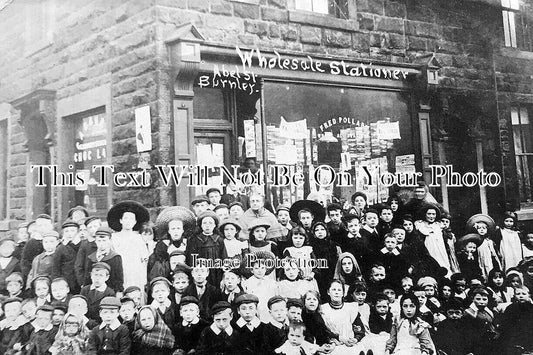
left=53, top=218, right=82, bottom=293
left=24, top=304, right=59, bottom=355
left=417, top=277, right=442, bottom=315
left=283, top=227, right=316, bottom=281
left=22, top=298, right=38, bottom=322
left=139, top=222, right=157, bottom=256
left=49, top=312, right=90, bottom=355
left=359, top=209, right=381, bottom=254
left=522, top=233, right=533, bottom=258
left=400, top=276, right=413, bottom=295
left=456, top=234, right=483, bottom=282
left=51, top=277, right=72, bottom=307
left=149, top=276, right=177, bottom=329
left=195, top=301, right=240, bottom=355
left=5, top=272, right=25, bottom=298
left=214, top=204, right=230, bottom=221
left=124, top=286, right=143, bottom=309
left=52, top=303, right=67, bottom=327
left=367, top=264, right=387, bottom=303
left=385, top=294, right=434, bottom=355
left=171, top=265, right=190, bottom=305
left=84, top=227, right=124, bottom=293
left=169, top=251, right=188, bottom=276
left=229, top=202, right=245, bottom=219
left=74, top=216, right=101, bottom=289
left=263, top=296, right=290, bottom=354
left=221, top=269, right=245, bottom=311
left=119, top=297, right=137, bottom=334
left=182, top=264, right=223, bottom=321
left=433, top=298, right=473, bottom=355
left=381, top=283, right=401, bottom=319
left=277, top=204, right=295, bottom=243
left=191, top=195, right=210, bottom=217
left=27, top=230, right=59, bottom=289
left=87, top=296, right=131, bottom=354
left=351, top=282, right=370, bottom=325
left=0, top=297, right=29, bottom=354
left=185, top=210, right=225, bottom=286
left=80, top=262, right=116, bottom=321
left=496, top=211, right=522, bottom=271
left=131, top=305, right=175, bottom=355
left=232, top=293, right=265, bottom=354
left=367, top=293, right=394, bottom=355
left=463, top=287, right=497, bottom=354
left=486, top=268, right=514, bottom=311
left=450, top=273, right=468, bottom=300
left=309, top=221, right=338, bottom=301
left=468, top=215, right=502, bottom=281
left=277, top=258, right=319, bottom=299
left=498, top=285, right=533, bottom=354
left=373, top=233, right=409, bottom=287
left=338, top=214, right=371, bottom=274
left=301, top=290, right=338, bottom=351
left=440, top=212, right=461, bottom=274
left=274, top=321, right=320, bottom=355
left=412, top=286, right=434, bottom=327
left=505, top=268, right=524, bottom=290
left=241, top=252, right=277, bottom=322
left=248, top=221, right=279, bottom=259
left=0, top=235, right=20, bottom=296
left=333, top=252, right=363, bottom=293
left=32, top=275, right=52, bottom=307
left=377, top=204, right=394, bottom=239
left=68, top=295, right=99, bottom=330
left=219, top=218, right=248, bottom=258
left=173, top=296, right=209, bottom=355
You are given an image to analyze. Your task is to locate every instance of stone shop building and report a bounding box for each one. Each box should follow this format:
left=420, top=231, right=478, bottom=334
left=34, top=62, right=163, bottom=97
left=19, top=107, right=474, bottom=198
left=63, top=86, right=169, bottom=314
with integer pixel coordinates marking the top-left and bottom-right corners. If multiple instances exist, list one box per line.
left=1, top=0, right=533, bottom=233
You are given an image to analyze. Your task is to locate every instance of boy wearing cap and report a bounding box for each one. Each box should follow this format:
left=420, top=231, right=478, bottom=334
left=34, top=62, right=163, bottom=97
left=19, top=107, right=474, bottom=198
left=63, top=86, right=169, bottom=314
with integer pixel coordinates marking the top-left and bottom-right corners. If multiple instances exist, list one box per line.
left=221, top=269, right=245, bottom=312
left=463, top=287, right=497, bottom=353
left=0, top=235, right=21, bottom=296
left=276, top=204, right=294, bottom=243
left=81, top=262, right=116, bottom=321
left=74, top=217, right=101, bottom=288
left=118, top=296, right=137, bottom=334
left=87, top=296, right=131, bottom=355
left=14, top=222, right=29, bottom=260
left=26, top=231, right=59, bottom=289
left=150, top=276, right=178, bottom=328
left=53, top=219, right=82, bottom=293
left=23, top=304, right=59, bottom=355
left=195, top=301, right=241, bottom=355
left=262, top=296, right=289, bottom=354
left=232, top=293, right=265, bottom=355
left=191, top=196, right=210, bottom=217
left=171, top=264, right=191, bottom=305
left=21, top=218, right=49, bottom=280
left=207, top=187, right=222, bottom=209
left=123, top=286, right=143, bottom=308
left=215, top=204, right=230, bottom=221
left=0, top=297, right=30, bottom=354
left=84, top=227, right=124, bottom=293
left=68, top=294, right=99, bottom=330
left=6, top=272, right=25, bottom=298
left=183, top=264, right=223, bottom=321
left=174, top=296, right=209, bottom=355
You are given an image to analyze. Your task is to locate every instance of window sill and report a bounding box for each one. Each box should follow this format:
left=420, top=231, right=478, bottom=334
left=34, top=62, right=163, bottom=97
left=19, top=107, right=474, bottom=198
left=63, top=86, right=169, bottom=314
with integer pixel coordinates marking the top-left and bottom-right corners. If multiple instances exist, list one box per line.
left=499, top=47, right=533, bottom=60
left=289, top=10, right=357, bottom=31
left=516, top=206, right=533, bottom=220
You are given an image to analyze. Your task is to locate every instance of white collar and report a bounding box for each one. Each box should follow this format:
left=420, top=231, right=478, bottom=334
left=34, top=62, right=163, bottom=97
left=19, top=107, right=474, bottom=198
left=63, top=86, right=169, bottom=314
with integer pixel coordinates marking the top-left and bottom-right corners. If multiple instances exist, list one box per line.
left=225, top=286, right=241, bottom=295
left=210, top=323, right=233, bottom=336
left=151, top=299, right=172, bottom=309
left=380, top=247, right=400, bottom=255
left=31, top=320, right=53, bottom=332
left=270, top=318, right=288, bottom=329
left=363, top=225, right=376, bottom=233
left=90, top=284, right=108, bottom=292
left=236, top=317, right=261, bottom=330
left=182, top=317, right=200, bottom=327
left=99, top=318, right=121, bottom=331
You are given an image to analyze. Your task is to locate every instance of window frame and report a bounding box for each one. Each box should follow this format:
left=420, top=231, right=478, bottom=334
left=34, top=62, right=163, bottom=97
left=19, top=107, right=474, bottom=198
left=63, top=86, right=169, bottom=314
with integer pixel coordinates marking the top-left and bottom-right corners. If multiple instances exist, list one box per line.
left=511, top=105, right=533, bottom=205
left=290, top=0, right=349, bottom=19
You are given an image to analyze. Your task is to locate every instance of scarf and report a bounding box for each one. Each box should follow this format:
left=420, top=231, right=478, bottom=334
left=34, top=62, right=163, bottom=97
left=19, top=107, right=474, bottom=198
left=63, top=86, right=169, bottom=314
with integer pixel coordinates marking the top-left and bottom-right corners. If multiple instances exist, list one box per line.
left=133, top=306, right=175, bottom=349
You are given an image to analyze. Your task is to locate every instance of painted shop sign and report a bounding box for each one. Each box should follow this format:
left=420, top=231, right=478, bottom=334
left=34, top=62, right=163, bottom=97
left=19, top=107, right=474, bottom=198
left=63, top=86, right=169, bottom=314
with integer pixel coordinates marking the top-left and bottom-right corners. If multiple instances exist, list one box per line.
left=319, top=116, right=358, bottom=133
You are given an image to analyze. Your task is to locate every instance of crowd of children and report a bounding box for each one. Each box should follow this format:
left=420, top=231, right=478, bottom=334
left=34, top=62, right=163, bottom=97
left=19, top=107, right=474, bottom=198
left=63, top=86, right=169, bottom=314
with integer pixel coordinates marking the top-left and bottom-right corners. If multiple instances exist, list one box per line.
left=0, top=183, right=533, bottom=355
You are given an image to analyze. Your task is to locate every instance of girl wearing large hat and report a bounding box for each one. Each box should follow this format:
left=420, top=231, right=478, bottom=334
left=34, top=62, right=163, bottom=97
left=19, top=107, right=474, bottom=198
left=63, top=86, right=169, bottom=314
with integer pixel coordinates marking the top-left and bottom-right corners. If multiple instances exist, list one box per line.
left=107, top=200, right=151, bottom=297
left=466, top=213, right=502, bottom=281
left=414, top=204, right=452, bottom=277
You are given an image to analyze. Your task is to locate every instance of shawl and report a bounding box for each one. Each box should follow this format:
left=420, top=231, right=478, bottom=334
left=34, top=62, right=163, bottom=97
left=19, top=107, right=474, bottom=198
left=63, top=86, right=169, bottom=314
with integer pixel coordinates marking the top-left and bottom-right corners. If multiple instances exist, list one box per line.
left=49, top=313, right=90, bottom=355
left=133, top=306, right=175, bottom=349
left=333, top=252, right=362, bottom=285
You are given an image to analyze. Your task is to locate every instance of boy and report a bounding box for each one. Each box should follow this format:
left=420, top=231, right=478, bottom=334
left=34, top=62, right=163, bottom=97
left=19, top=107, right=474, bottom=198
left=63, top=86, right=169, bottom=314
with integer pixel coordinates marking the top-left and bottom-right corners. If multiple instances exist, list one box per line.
left=274, top=321, right=319, bottom=355
left=338, top=214, right=371, bottom=273
left=27, top=230, right=59, bottom=288
left=80, top=262, right=116, bottom=321
left=24, top=304, right=58, bottom=355
left=21, top=214, right=52, bottom=280
left=276, top=204, right=294, bottom=242
left=372, top=233, right=409, bottom=287
left=53, top=218, right=82, bottom=293
left=351, top=282, right=370, bottom=326
left=191, top=195, right=210, bottom=217
left=183, top=263, right=223, bottom=321
left=123, top=286, right=143, bottom=308
left=171, top=264, right=191, bottom=305
left=174, top=296, right=209, bottom=355
left=376, top=204, right=394, bottom=239
left=195, top=301, right=241, bottom=355
left=433, top=298, right=473, bottom=355
left=74, top=216, right=101, bottom=288
left=0, top=297, right=28, bottom=354
left=297, top=209, right=314, bottom=233
left=207, top=188, right=222, bottom=209
left=413, top=286, right=434, bottom=326
left=118, top=296, right=137, bottom=334
left=214, top=204, right=230, bottom=220
left=51, top=303, right=67, bottom=327
left=5, top=273, right=25, bottom=300
left=0, top=235, right=20, bottom=296
left=13, top=222, right=29, bottom=260
left=84, top=227, right=124, bottom=293
left=229, top=202, right=245, bottom=219
left=150, top=276, right=177, bottom=328
left=68, top=294, right=98, bottom=330
left=326, top=203, right=346, bottom=246
left=232, top=293, right=265, bottom=355
left=359, top=209, right=381, bottom=253
left=263, top=296, right=289, bottom=354
left=87, top=296, right=131, bottom=355
left=498, top=285, right=533, bottom=354
left=367, top=263, right=387, bottom=303
left=368, top=293, right=393, bottom=335
left=50, top=277, right=72, bottom=307
left=221, top=269, right=245, bottom=312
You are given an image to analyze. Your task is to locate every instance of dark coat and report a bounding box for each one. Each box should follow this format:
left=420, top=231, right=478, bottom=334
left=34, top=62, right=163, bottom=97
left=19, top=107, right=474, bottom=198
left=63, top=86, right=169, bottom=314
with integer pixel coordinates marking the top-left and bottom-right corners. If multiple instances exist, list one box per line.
left=21, top=239, right=43, bottom=280
left=84, top=250, right=124, bottom=293
left=434, top=318, right=474, bottom=355
left=368, top=309, right=393, bottom=334
left=0, top=257, right=20, bottom=295
left=195, top=326, right=244, bottom=355
left=74, top=240, right=97, bottom=287
left=185, top=233, right=226, bottom=286
left=80, top=285, right=116, bottom=321
left=53, top=242, right=81, bottom=293
left=87, top=324, right=131, bottom=355
left=183, top=283, right=223, bottom=321
left=499, top=302, right=533, bottom=352
left=231, top=319, right=267, bottom=355
left=262, top=322, right=287, bottom=355
left=173, top=318, right=209, bottom=353
left=24, top=324, right=59, bottom=355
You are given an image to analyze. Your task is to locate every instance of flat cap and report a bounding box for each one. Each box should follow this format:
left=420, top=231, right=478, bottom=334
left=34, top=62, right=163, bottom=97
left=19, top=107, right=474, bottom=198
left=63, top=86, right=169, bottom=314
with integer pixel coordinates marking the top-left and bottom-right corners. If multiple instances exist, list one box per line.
left=100, top=296, right=121, bottom=309
left=92, top=262, right=111, bottom=273
left=180, top=296, right=199, bottom=307
left=211, top=301, right=232, bottom=315
left=235, top=293, right=259, bottom=306
left=150, top=276, right=171, bottom=289
left=37, top=305, right=54, bottom=312
left=95, top=226, right=114, bottom=238
left=84, top=216, right=101, bottom=226
left=206, top=187, right=221, bottom=196
left=267, top=295, right=286, bottom=309
left=286, top=298, right=303, bottom=309
left=191, top=195, right=209, bottom=206
left=61, top=219, right=79, bottom=229
left=42, top=230, right=60, bottom=239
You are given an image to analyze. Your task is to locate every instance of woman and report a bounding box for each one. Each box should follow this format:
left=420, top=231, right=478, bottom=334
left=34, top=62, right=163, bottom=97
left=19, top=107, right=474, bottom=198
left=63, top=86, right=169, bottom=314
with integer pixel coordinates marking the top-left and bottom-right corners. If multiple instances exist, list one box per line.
left=131, top=305, right=175, bottom=355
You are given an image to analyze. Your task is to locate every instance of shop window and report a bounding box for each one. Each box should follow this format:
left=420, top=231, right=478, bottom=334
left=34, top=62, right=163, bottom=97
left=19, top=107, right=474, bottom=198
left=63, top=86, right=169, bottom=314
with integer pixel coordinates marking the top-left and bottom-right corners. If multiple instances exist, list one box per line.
left=70, top=109, right=109, bottom=217
left=292, top=0, right=349, bottom=19
left=501, top=0, right=533, bottom=51
left=511, top=106, right=533, bottom=203
left=25, top=0, right=55, bottom=55
left=0, top=120, right=7, bottom=219
left=263, top=82, right=414, bottom=206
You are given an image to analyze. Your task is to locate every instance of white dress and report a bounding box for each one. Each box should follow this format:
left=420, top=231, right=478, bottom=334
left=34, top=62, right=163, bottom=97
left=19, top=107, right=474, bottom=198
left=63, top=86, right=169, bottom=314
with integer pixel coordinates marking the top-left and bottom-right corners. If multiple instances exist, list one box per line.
left=320, top=302, right=367, bottom=355
left=112, top=231, right=149, bottom=292
left=414, top=221, right=451, bottom=276
left=499, top=228, right=522, bottom=271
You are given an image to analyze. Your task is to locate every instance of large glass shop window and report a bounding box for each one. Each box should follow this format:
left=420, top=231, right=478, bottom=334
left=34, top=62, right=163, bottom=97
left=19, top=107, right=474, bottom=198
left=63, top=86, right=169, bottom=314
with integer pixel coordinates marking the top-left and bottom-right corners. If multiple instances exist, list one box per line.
left=73, top=111, right=109, bottom=217
left=263, top=82, right=415, bottom=206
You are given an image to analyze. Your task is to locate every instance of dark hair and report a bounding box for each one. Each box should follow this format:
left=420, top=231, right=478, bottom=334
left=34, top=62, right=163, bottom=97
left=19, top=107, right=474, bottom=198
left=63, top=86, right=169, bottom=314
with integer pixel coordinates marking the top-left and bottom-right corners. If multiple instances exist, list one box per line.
left=399, top=293, right=420, bottom=320
left=298, top=208, right=314, bottom=219
left=289, top=321, right=306, bottom=333
left=374, top=293, right=390, bottom=305
left=287, top=226, right=309, bottom=246
left=139, top=222, right=157, bottom=240
left=327, top=203, right=343, bottom=213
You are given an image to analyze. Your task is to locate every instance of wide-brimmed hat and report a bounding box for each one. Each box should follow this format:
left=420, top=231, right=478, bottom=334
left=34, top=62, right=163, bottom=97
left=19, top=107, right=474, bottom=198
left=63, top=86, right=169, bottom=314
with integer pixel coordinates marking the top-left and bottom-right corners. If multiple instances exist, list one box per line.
left=248, top=250, right=276, bottom=275
left=466, top=214, right=495, bottom=231
left=289, top=200, right=326, bottom=223
left=107, top=200, right=150, bottom=232
left=155, top=206, right=196, bottom=237
left=457, top=233, right=482, bottom=249
left=196, top=210, right=219, bottom=227
left=219, top=217, right=242, bottom=233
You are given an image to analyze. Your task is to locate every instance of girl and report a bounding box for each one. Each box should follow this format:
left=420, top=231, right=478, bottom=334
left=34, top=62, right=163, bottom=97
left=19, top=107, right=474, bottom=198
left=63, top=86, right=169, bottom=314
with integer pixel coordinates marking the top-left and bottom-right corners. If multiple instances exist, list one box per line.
left=466, top=214, right=502, bottom=281
left=219, top=218, right=248, bottom=258
left=283, top=227, right=316, bottom=280
left=387, top=195, right=404, bottom=226
left=248, top=221, right=279, bottom=256
left=438, top=279, right=453, bottom=310
left=350, top=192, right=368, bottom=219
left=140, top=222, right=157, bottom=256
left=132, top=305, right=175, bottom=355
left=32, top=276, right=51, bottom=307
left=496, top=212, right=522, bottom=271
left=276, top=258, right=319, bottom=299
left=440, top=211, right=461, bottom=274
left=320, top=279, right=367, bottom=354
left=456, top=234, right=483, bottom=282
left=241, top=251, right=277, bottom=322
left=49, top=313, right=90, bottom=355
left=450, top=273, right=468, bottom=300
left=301, top=290, right=338, bottom=352
left=522, top=233, right=533, bottom=258
left=505, top=268, right=524, bottom=290
left=333, top=252, right=363, bottom=295
left=486, top=268, right=514, bottom=312
left=309, top=221, right=338, bottom=302
left=385, top=294, right=434, bottom=355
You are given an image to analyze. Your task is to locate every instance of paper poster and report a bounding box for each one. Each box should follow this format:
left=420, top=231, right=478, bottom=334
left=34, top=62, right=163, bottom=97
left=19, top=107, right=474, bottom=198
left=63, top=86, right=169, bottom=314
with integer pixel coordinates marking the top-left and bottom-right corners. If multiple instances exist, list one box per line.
left=340, top=152, right=351, bottom=171
left=196, top=144, right=213, bottom=166
left=135, top=106, right=152, bottom=153
left=243, top=120, right=256, bottom=158
left=279, top=116, right=308, bottom=140
left=377, top=121, right=401, bottom=140
left=274, top=144, right=298, bottom=165
left=212, top=143, right=224, bottom=165
left=396, top=154, right=415, bottom=166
